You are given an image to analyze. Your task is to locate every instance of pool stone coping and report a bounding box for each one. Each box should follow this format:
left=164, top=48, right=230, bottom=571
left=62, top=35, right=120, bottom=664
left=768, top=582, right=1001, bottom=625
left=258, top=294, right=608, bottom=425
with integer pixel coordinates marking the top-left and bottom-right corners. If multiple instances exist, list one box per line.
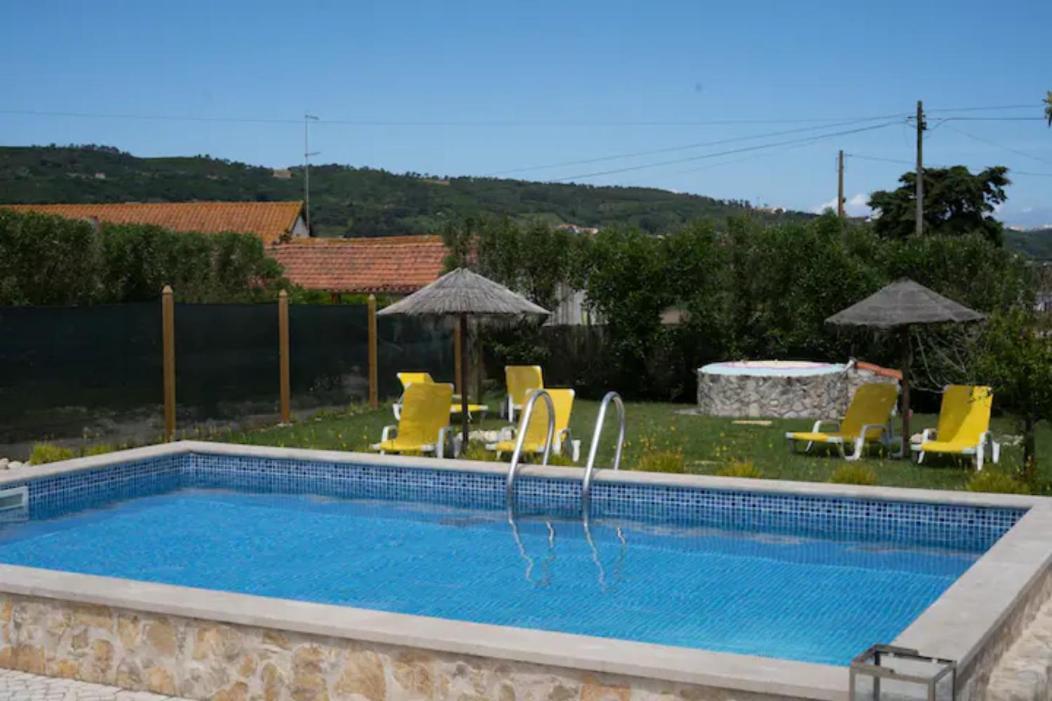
left=0, top=439, right=1049, bottom=700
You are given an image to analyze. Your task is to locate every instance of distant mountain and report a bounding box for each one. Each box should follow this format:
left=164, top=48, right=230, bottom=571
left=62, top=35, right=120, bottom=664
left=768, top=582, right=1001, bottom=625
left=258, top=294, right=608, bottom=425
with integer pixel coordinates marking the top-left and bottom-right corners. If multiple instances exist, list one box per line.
left=0, top=145, right=809, bottom=237
left=1005, top=228, right=1052, bottom=260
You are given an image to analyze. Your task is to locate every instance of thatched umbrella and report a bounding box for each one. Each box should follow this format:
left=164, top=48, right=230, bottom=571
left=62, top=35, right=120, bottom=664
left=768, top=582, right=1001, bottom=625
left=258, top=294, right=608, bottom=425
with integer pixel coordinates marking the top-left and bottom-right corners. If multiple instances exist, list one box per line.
left=378, top=268, right=550, bottom=447
left=827, top=278, right=985, bottom=453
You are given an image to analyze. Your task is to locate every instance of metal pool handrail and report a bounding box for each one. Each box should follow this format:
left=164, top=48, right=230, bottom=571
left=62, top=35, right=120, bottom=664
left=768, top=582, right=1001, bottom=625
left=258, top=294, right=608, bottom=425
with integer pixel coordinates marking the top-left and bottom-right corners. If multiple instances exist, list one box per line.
left=505, top=389, right=555, bottom=502
left=581, top=391, right=625, bottom=510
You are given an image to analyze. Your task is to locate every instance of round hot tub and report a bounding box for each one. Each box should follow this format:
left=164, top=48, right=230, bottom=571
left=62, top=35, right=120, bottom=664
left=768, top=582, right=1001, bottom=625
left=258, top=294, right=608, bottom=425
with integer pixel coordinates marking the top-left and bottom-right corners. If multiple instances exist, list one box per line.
left=697, top=360, right=849, bottom=418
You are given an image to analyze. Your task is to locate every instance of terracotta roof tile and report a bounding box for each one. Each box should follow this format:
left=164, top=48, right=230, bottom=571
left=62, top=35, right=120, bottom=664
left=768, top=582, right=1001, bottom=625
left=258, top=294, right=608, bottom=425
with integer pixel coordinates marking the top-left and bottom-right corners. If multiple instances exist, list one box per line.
left=268, top=235, right=448, bottom=294
left=3, top=201, right=304, bottom=245
left=855, top=360, right=903, bottom=381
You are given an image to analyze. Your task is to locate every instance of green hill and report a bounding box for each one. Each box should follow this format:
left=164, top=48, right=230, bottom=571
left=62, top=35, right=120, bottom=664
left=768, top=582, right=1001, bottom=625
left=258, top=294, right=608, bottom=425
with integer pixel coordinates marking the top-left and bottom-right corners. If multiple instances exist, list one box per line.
left=0, top=144, right=808, bottom=236
left=1005, top=228, right=1052, bottom=260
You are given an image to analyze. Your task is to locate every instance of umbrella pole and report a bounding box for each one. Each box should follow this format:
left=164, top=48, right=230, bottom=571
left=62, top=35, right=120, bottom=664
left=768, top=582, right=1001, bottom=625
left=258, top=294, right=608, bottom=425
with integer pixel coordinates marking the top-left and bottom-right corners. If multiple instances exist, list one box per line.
left=900, top=327, right=911, bottom=456
left=459, top=313, right=470, bottom=451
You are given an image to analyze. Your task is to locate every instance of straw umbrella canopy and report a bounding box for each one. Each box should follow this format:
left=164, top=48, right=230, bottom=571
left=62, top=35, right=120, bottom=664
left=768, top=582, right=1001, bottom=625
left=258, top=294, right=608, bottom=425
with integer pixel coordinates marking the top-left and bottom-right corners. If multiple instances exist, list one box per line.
left=826, top=278, right=985, bottom=452
left=378, top=268, right=550, bottom=447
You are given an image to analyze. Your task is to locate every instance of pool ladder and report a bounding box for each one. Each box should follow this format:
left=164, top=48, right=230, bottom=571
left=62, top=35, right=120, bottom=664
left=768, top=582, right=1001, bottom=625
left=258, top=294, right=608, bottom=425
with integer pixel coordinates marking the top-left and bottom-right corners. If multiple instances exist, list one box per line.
left=581, top=391, right=625, bottom=510
left=505, top=390, right=625, bottom=512
left=505, top=390, right=556, bottom=501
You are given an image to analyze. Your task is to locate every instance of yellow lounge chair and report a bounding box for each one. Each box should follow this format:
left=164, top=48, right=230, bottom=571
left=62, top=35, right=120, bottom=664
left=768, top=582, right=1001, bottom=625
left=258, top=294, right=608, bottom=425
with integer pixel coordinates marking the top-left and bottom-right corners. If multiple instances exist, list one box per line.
left=785, top=383, right=898, bottom=460
left=911, top=385, right=1000, bottom=471
left=393, top=372, right=487, bottom=420
left=505, top=365, right=544, bottom=422
left=488, top=388, right=580, bottom=462
left=373, top=382, right=454, bottom=458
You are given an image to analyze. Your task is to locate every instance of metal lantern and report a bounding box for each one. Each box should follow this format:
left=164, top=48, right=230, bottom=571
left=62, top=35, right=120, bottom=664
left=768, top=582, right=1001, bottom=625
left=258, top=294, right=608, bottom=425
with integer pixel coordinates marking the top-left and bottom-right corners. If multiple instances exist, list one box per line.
left=849, top=645, right=956, bottom=701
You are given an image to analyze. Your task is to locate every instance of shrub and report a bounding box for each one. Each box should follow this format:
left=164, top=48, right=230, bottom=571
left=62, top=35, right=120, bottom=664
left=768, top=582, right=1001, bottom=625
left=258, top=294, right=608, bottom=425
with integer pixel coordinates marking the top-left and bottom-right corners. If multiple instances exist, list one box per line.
left=717, top=460, right=763, bottom=479
left=81, top=444, right=116, bottom=457
left=546, top=452, right=577, bottom=467
left=635, top=450, right=686, bottom=473
left=966, top=470, right=1029, bottom=495
left=28, top=442, right=76, bottom=465
left=460, top=442, right=498, bottom=462
left=829, top=464, right=878, bottom=486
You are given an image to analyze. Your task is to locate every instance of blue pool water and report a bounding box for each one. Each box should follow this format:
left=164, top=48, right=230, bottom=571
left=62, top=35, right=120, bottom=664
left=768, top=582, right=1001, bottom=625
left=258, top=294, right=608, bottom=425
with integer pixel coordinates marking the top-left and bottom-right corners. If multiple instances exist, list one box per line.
left=0, top=484, right=990, bottom=666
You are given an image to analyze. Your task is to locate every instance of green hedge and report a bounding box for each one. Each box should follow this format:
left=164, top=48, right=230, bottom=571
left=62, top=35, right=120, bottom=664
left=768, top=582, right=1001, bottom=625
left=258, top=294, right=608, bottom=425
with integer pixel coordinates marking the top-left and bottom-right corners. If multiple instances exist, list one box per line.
left=0, top=209, right=288, bottom=304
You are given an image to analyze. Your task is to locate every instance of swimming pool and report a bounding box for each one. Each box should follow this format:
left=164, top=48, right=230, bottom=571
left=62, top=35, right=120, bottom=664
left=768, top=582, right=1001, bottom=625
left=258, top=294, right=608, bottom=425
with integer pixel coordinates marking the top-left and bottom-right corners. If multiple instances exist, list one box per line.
left=0, top=443, right=1047, bottom=700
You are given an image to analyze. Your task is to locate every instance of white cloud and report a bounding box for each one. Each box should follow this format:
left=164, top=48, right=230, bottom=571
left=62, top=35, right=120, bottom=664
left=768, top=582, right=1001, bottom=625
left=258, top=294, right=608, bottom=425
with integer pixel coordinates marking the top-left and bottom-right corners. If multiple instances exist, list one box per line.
left=811, top=193, right=871, bottom=218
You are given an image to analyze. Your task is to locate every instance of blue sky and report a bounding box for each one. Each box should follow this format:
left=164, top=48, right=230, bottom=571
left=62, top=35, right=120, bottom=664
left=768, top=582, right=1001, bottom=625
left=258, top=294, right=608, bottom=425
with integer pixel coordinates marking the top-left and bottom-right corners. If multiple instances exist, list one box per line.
left=2, top=0, right=1050, bottom=226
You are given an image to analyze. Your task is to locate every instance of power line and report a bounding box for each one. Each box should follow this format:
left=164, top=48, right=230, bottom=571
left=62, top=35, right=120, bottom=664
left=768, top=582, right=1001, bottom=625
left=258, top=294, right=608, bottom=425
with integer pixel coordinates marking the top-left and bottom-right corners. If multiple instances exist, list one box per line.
left=552, top=121, right=903, bottom=182
left=942, top=123, right=1052, bottom=168
left=0, top=107, right=912, bottom=128
left=846, top=152, right=1052, bottom=178
left=845, top=153, right=914, bottom=166
left=926, top=103, right=1043, bottom=113
left=0, top=109, right=301, bottom=125
left=673, top=138, right=823, bottom=175
left=937, top=116, right=1045, bottom=122
left=484, top=113, right=909, bottom=177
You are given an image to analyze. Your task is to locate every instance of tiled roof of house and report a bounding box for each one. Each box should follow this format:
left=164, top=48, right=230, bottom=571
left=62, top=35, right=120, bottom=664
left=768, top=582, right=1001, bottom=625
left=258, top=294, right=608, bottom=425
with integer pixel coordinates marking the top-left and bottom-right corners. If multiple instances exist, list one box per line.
left=855, top=360, right=903, bottom=381
left=268, top=235, right=448, bottom=294
left=3, top=201, right=304, bottom=245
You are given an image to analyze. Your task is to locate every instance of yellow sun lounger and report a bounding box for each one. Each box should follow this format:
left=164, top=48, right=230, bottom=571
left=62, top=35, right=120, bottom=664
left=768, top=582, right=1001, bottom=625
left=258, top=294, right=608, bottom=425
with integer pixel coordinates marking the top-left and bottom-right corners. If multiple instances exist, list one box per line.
left=393, top=372, right=487, bottom=419
left=488, top=388, right=579, bottom=462
left=785, top=383, right=898, bottom=460
left=911, top=385, right=999, bottom=471
left=505, top=365, right=544, bottom=422
left=373, top=382, right=454, bottom=458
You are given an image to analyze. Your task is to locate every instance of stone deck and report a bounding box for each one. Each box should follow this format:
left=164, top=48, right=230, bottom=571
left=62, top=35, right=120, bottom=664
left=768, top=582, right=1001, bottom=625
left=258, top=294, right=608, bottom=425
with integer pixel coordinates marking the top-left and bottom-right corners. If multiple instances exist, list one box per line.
left=985, top=591, right=1052, bottom=700
left=0, top=669, right=184, bottom=701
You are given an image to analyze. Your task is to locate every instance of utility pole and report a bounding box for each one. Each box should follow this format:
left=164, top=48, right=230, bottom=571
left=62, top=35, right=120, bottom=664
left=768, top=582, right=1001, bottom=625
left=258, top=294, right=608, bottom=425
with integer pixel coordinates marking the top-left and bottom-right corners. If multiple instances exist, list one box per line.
left=915, top=100, right=926, bottom=236
left=837, top=149, right=845, bottom=218
left=303, top=113, right=320, bottom=234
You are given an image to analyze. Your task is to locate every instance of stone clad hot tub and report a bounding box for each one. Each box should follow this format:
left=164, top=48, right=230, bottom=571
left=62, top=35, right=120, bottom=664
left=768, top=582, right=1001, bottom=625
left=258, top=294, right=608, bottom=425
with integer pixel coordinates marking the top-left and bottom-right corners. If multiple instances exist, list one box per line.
left=696, top=360, right=897, bottom=419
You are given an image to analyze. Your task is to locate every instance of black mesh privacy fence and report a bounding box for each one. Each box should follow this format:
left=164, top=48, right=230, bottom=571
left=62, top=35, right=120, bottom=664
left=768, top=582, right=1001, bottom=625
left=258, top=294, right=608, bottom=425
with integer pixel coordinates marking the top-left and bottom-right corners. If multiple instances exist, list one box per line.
left=289, top=305, right=368, bottom=408
left=377, top=315, right=456, bottom=396
left=174, top=303, right=280, bottom=421
left=0, top=302, right=454, bottom=457
left=0, top=304, right=162, bottom=446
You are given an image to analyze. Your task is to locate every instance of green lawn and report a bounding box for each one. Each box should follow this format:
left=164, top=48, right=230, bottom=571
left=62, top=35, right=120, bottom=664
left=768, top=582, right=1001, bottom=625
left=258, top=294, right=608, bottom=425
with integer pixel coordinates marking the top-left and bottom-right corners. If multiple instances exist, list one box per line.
left=221, top=399, right=1051, bottom=493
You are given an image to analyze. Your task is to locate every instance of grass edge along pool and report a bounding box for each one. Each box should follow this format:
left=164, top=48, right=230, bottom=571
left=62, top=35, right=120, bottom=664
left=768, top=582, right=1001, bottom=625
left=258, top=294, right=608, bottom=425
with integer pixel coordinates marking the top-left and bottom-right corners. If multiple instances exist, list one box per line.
left=0, top=441, right=1045, bottom=701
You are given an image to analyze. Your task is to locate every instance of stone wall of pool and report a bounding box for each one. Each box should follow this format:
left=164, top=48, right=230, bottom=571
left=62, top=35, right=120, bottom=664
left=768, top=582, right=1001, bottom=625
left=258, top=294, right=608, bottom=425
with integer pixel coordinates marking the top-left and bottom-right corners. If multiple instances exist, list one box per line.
left=0, top=442, right=1048, bottom=701
left=0, top=591, right=806, bottom=701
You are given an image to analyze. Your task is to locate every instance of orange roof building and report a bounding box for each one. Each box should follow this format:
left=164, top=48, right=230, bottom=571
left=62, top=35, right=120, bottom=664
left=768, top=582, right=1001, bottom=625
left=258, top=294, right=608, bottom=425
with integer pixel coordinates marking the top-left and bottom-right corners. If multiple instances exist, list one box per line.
left=268, top=236, right=448, bottom=295
left=4, top=201, right=308, bottom=245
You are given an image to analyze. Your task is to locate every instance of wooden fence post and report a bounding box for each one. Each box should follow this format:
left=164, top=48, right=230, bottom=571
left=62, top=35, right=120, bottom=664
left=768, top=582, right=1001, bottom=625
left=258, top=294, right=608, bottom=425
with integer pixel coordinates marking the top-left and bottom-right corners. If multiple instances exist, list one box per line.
left=278, top=290, right=291, bottom=424
left=368, top=294, right=378, bottom=409
left=161, top=285, right=176, bottom=442
left=454, top=319, right=463, bottom=395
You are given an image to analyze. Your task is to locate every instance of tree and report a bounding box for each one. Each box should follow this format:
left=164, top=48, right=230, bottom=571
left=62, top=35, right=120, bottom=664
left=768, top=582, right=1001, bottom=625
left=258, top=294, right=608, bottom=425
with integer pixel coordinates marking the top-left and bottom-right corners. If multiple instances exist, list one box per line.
left=1045, top=90, right=1052, bottom=126
left=868, top=166, right=1010, bottom=244
left=974, top=308, right=1052, bottom=486
left=584, top=228, right=679, bottom=394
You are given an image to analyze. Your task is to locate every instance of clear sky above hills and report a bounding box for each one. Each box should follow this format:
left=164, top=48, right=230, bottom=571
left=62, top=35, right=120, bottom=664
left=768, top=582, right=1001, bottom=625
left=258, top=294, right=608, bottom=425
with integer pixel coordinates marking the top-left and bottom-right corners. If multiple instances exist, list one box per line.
left=2, top=0, right=1050, bottom=227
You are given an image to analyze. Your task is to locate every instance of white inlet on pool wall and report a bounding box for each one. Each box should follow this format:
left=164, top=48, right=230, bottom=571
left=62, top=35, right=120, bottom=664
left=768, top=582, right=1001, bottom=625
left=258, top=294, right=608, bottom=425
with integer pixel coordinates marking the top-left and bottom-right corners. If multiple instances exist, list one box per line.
left=696, top=359, right=897, bottom=419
